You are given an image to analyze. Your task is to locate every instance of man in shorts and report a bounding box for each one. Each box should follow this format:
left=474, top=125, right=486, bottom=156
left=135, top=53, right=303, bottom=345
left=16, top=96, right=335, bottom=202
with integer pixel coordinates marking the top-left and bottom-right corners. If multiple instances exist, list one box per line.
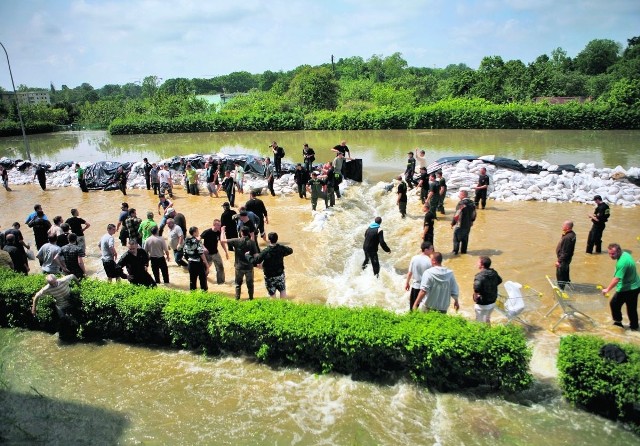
left=252, top=232, right=293, bottom=298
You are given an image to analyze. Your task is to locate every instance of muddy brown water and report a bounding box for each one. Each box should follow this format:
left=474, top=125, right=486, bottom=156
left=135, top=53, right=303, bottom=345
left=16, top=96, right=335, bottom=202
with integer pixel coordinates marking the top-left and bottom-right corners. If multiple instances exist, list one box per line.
left=1, top=129, right=639, bottom=444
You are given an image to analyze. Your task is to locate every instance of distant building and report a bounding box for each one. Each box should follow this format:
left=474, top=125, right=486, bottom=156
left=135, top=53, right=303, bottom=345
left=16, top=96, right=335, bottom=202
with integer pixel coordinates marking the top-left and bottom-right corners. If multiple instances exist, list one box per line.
left=533, top=96, right=591, bottom=105
left=196, top=93, right=243, bottom=108
left=1, top=90, right=51, bottom=106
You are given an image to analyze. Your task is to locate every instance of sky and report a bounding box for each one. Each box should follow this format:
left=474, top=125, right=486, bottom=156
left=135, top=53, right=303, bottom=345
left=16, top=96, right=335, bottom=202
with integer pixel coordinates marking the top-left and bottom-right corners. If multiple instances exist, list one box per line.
left=0, top=0, right=639, bottom=91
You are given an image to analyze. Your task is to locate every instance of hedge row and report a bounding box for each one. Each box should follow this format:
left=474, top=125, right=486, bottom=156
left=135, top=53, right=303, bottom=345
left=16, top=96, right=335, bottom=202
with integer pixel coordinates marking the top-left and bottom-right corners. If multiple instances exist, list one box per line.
left=0, top=120, right=58, bottom=137
left=106, top=101, right=640, bottom=134
left=108, top=112, right=305, bottom=134
left=306, top=102, right=640, bottom=130
left=558, top=335, right=640, bottom=433
left=0, top=268, right=532, bottom=392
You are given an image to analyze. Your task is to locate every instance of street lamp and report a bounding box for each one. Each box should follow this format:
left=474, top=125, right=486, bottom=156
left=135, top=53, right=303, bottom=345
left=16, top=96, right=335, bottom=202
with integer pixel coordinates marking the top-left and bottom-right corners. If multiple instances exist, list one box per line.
left=0, top=41, right=31, bottom=161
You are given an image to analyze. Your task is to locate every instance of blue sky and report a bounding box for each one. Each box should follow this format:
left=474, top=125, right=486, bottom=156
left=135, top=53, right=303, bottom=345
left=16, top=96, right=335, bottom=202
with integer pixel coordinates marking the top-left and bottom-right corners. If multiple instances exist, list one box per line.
left=0, top=0, right=639, bottom=90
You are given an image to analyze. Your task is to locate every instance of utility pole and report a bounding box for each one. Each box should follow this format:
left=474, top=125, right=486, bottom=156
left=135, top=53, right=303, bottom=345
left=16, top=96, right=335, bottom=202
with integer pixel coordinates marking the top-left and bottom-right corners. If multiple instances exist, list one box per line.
left=0, top=41, right=31, bottom=161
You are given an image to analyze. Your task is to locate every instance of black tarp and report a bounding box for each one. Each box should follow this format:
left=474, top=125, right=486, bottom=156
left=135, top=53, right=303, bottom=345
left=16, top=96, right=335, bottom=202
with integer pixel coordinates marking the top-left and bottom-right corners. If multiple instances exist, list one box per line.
left=84, top=161, right=133, bottom=191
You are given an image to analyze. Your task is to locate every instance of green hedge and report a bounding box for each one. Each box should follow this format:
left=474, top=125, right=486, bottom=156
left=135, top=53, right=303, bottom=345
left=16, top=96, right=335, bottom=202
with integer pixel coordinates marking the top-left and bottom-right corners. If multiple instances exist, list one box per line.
left=558, top=335, right=640, bottom=433
left=0, top=120, right=59, bottom=137
left=0, top=268, right=532, bottom=392
left=106, top=100, right=640, bottom=134
left=108, top=112, right=305, bottom=134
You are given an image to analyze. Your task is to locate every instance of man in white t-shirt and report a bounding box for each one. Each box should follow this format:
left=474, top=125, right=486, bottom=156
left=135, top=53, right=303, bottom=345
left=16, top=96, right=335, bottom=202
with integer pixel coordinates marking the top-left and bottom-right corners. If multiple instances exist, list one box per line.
left=166, top=218, right=187, bottom=267
left=157, top=164, right=173, bottom=198
left=99, top=223, right=123, bottom=282
left=404, top=241, right=433, bottom=311
left=415, top=148, right=427, bottom=171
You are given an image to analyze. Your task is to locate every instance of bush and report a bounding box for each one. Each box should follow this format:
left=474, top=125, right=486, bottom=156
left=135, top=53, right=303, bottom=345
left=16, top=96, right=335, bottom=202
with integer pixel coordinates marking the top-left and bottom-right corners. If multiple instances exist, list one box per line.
left=558, top=335, right=640, bottom=433
left=0, top=267, right=532, bottom=392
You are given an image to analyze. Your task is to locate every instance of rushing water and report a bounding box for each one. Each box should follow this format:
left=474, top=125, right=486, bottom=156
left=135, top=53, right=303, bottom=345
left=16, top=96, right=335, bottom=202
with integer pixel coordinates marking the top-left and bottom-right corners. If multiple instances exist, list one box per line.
left=1, top=129, right=640, bottom=444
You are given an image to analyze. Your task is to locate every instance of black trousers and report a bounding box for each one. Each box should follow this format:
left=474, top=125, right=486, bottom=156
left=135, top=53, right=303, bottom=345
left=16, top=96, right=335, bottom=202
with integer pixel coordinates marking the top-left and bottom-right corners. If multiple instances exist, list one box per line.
left=556, top=262, right=571, bottom=289
left=474, top=191, right=487, bottom=209
left=268, top=177, right=275, bottom=196
left=130, top=271, right=156, bottom=287
left=362, top=250, right=381, bottom=276
left=586, top=223, right=605, bottom=253
left=150, top=256, right=169, bottom=283
left=188, top=261, right=208, bottom=291
left=453, top=227, right=470, bottom=254
left=610, top=287, right=639, bottom=329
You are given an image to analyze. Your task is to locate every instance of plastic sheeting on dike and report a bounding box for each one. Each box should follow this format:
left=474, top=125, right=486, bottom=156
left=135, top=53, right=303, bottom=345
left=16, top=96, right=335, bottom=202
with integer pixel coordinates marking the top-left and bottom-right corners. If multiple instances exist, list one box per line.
left=84, top=161, right=133, bottom=191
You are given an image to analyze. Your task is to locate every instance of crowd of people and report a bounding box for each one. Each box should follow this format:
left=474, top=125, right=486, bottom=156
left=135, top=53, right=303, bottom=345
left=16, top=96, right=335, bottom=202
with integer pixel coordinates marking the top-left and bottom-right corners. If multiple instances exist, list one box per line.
left=1, top=140, right=359, bottom=335
left=392, top=149, right=638, bottom=329
left=2, top=140, right=638, bottom=335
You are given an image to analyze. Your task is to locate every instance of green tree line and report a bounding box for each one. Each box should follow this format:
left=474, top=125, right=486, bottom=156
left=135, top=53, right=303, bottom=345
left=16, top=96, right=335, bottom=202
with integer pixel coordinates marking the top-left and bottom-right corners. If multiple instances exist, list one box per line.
left=1, top=36, right=639, bottom=135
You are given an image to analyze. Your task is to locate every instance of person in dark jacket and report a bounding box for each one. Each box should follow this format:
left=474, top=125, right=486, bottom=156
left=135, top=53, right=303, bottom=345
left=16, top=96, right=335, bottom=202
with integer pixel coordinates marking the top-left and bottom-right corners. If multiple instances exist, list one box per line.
left=555, top=220, right=576, bottom=290
left=33, top=164, right=47, bottom=190
left=29, top=210, right=52, bottom=250
left=586, top=195, right=610, bottom=254
left=396, top=176, right=408, bottom=218
left=117, top=239, right=156, bottom=287
left=473, top=256, right=503, bottom=324
left=302, top=144, right=315, bottom=172
left=404, top=152, right=416, bottom=188
left=221, top=225, right=259, bottom=300
left=245, top=191, right=269, bottom=240
left=451, top=190, right=476, bottom=255
left=253, top=232, right=293, bottom=298
left=3, top=233, right=29, bottom=274
left=293, top=164, right=309, bottom=199
left=220, top=202, right=238, bottom=250
left=362, top=216, right=391, bottom=277
left=142, top=158, right=152, bottom=190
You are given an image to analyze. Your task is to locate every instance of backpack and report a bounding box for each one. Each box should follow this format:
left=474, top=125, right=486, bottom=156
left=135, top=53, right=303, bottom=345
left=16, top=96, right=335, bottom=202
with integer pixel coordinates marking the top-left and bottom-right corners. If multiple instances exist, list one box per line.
left=183, top=237, right=200, bottom=260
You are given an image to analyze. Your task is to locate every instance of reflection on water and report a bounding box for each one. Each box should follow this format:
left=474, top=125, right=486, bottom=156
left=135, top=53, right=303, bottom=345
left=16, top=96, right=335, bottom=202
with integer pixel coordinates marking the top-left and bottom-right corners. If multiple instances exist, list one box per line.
left=2, top=129, right=640, bottom=170
left=1, top=130, right=640, bottom=444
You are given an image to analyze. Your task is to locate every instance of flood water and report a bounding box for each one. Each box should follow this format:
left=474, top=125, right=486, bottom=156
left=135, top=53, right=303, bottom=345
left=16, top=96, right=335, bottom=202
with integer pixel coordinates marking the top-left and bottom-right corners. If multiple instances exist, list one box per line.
left=1, top=129, right=640, bottom=444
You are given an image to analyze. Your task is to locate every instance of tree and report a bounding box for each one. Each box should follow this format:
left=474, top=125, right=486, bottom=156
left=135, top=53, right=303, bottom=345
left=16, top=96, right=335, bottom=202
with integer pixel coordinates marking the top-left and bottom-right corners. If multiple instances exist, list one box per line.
left=550, top=47, right=572, bottom=72
left=574, top=39, right=621, bottom=75
left=121, top=83, right=142, bottom=99
left=527, top=54, right=556, bottom=98
left=623, top=36, right=640, bottom=59
left=159, top=78, right=193, bottom=96
left=471, top=56, right=506, bottom=102
left=259, top=70, right=279, bottom=91
left=502, top=59, right=529, bottom=101
left=287, top=66, right=338, bottom=112
left=606, top=78, right=640, bottom=106
left=99, top=84, right=123, bottom=99
left=221, top=71, right=258, bottom=93
left=141, top=76, right=161, bottom=98
left=335, top=56, right=367, bottom=81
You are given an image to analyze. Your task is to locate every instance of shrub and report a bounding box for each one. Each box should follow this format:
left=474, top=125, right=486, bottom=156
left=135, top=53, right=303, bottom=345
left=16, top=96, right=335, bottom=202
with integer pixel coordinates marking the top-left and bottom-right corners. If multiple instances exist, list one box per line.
left=0, top=268, right=532, bottom=392
left=558, top=335, right=640, bottom=434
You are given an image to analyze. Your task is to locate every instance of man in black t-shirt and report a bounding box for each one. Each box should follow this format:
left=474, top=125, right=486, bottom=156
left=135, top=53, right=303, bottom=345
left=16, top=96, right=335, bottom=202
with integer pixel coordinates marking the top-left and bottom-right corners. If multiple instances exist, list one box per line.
left=143, top=157, right=152, bottom=190
left=474, top=167, right=490, bottom=210
left=332, top=140, right=350, bottom=157
left=200, top=219, right=229, bottom=284
left=586, top=195, right=610, bottom=254
left=416, top=167, right=429, bottom=204
left=271, top=141, right=285, bottom=177
left=66, top=208, right=90, bottom=255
